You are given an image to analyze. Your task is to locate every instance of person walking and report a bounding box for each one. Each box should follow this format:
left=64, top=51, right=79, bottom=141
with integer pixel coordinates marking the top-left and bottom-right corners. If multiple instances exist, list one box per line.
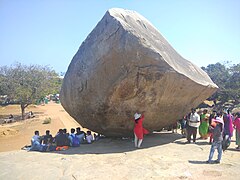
left=133, top=112, right=149, bottom=148
left=207, top=115, right=224, bottom=164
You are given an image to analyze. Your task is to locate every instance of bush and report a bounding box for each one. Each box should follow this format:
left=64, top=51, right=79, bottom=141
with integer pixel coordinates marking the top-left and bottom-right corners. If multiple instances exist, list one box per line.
left=43, top=117, right=51, bottom=124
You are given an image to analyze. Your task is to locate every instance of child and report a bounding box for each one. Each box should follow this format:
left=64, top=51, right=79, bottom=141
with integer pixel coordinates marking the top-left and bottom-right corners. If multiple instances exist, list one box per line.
left=86, top=130, right=93, bottom=144
left=179, top=116, right=187, bottom=137
left=206, top=115, right=224, bottom=164
left=233, top=112, right=240, bottom=150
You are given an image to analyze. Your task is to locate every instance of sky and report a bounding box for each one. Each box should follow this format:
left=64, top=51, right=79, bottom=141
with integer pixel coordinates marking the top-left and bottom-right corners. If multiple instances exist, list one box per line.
left=0, top=0, right=240, bottom=73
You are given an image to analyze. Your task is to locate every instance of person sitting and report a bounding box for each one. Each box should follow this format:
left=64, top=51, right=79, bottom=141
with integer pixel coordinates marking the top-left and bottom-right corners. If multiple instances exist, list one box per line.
left=42, top=130, right=53, bottom=145
left=63, top=128, right=69, bottom=136
left=63, top=128, right=70, bottom=146
left=9, top=114, right=14, bottom=119
left=30, top=131, right=43, bottom=151
left=75, top=127, right=86, bottom=143
left=29, top=111, right=35, bottom=118
left=69, top=128, right=80, bottom=147
left=4, top=114, right=14, bottom=123
left=55, top=129, right=70, bottom=150
left=86, top=130, right=93, bottom=144
left=94, top=133, right=101, bottom=141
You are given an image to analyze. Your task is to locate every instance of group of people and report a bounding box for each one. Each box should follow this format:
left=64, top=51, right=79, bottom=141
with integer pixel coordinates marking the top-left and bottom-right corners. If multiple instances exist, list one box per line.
left=132, top=109, right=240, bottom=164
left=178, top=108, right=240, bottom=164
left=28, top=109, right=240, bottom=163
left=30, top=127, right=101, bottom=152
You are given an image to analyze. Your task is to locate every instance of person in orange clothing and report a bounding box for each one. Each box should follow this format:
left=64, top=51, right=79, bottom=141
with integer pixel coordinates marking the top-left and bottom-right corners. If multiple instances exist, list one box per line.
left=133, top=112, right=149, bottom=148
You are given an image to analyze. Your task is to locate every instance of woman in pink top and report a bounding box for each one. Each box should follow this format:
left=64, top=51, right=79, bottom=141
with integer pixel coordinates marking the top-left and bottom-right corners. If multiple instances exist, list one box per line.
left=233, top=112, right=240, bottom=149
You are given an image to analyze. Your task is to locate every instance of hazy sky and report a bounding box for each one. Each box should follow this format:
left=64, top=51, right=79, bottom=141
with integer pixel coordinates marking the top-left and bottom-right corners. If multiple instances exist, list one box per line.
left=1, top=0, right=239, bottom=73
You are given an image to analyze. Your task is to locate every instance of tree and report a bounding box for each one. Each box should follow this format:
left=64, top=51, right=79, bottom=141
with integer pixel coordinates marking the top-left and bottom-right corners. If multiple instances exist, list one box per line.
left=0, top=62, right=62, bottom=119
left=201, top=62, right=240, bottom=109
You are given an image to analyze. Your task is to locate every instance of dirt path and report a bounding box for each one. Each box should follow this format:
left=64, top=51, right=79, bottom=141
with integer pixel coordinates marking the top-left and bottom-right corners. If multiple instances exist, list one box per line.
left=0, top=102, right=80, bottom=152
left=37, top=102, right=80, bottom=130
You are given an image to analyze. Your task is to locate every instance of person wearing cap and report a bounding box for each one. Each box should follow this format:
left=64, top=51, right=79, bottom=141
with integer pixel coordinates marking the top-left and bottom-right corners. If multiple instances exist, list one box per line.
left=133, top=112, right=149, bottom=148
left=206, top=113, right=224, bottom=164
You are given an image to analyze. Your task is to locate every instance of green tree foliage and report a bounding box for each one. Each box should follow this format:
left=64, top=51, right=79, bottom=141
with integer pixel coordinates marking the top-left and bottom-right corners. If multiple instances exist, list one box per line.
left=0, top=62, right=62, bottom=119
left=202, top=62, right=240, bottom=108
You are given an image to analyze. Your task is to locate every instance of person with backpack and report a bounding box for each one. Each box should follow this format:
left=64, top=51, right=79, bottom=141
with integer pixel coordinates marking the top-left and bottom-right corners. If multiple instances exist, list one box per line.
left=69, top=128, right=80, bottom=147
left=206, top=114, right=224, bottom=164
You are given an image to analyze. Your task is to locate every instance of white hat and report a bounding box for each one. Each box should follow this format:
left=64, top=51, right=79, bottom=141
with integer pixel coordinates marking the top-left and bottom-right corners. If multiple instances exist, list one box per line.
left=134, top=113, right=141, bottom=120
left=213, top=117, right=224, bottom=125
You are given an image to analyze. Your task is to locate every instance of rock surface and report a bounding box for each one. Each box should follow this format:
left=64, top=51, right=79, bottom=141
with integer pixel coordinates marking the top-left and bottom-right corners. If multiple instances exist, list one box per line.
left=60, top=8, right=218, bottom=136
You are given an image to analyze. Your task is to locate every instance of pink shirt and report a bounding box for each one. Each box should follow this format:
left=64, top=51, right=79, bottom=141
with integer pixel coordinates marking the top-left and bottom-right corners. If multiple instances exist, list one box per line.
left=233, top=118, right=240, bottom=131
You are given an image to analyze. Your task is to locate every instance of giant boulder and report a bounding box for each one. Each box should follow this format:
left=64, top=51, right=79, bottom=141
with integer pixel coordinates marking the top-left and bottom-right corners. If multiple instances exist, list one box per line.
left=60, top=8, right=218, bottom=136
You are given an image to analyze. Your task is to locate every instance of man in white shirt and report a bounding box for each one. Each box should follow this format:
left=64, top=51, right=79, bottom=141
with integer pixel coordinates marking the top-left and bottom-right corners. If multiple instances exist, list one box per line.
left=187, top=108, right=200, bottom=143
left=30, top=131, right=43, bottom=151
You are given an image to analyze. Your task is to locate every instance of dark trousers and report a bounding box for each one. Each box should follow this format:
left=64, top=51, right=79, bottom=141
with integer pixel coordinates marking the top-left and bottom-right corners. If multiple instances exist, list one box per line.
left=187, top=126, right=197, bottom=142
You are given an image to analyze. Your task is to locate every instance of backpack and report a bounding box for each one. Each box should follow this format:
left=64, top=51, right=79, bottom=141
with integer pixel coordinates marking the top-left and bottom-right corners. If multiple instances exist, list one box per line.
left=71, top=134, right=80, bottom=147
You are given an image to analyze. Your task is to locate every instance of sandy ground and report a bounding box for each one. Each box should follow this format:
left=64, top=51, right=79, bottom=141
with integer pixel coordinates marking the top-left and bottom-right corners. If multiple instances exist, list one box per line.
left=0, top=102, right=82, bottom=152
left=0, top=103, right=239, bottom=180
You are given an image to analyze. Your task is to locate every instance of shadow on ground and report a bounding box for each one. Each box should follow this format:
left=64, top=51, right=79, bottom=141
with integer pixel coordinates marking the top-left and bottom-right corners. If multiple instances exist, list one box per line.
left=188, top=160, right=207, bottom=164
left=52, top=131, right=182, bottom=155
left=174, top=140, right=210, bottom=146
left=226, top=147, right=240, bottom=152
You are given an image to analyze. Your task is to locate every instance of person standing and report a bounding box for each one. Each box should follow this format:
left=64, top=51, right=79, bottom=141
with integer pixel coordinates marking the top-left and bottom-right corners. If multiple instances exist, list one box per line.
left=233, top=112, right=240, bottom=150
left=208, top=111, right=217, bottom=144
left=187, top=108, right=200, bottom=143
left=207, top=116, right=224, bottom=164
left=133, top=112, right=149, bottom=148
left=179, top=115, right=187, bottom=137
left=199, top=109, right=209, bottom=139
left=222, top=109, right=234, bottom=151
left=223, top=109, right=234, bottom=138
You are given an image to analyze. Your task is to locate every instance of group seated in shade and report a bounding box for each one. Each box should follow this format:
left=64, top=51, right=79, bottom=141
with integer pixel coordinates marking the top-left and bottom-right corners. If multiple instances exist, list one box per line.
left=28, top=127, right=102, bottom=152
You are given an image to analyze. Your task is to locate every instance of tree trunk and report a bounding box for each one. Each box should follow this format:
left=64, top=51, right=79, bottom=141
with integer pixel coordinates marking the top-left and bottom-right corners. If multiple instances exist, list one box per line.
left=21, top=104, right=25, bottom=120
left=21, top=103, right=29, bottom=120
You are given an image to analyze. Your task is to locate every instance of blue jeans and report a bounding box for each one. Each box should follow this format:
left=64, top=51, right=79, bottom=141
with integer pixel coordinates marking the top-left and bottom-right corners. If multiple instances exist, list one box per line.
left=30, top=141, right=43, bottom=151
left=208, top=141, right=222, bottom=162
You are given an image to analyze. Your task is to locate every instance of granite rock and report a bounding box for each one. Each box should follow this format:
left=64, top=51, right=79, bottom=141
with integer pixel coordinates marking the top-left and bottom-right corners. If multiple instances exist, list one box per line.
left=60, top=8, right=218, bottom=136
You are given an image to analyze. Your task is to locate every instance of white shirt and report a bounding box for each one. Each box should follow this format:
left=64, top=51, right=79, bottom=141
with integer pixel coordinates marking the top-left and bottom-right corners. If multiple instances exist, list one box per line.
left=188, top=112, right=200, bottom=128
left=31, top=135, right=40, bottom=143
left=86, top=135, right=93, bottom=144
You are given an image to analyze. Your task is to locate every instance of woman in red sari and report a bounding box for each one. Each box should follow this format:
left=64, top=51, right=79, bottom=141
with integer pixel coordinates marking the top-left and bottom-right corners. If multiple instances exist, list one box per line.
left=134, top=113, right=149, bottom=148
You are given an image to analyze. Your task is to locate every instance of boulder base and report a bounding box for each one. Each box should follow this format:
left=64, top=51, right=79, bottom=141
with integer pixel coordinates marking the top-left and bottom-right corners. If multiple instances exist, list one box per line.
left=60, top=8, right=218, bottom=136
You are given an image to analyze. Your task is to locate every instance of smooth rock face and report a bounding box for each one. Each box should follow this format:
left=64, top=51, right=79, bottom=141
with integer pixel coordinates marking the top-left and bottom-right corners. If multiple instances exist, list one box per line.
left=60, top=8, right=218, bottom=136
